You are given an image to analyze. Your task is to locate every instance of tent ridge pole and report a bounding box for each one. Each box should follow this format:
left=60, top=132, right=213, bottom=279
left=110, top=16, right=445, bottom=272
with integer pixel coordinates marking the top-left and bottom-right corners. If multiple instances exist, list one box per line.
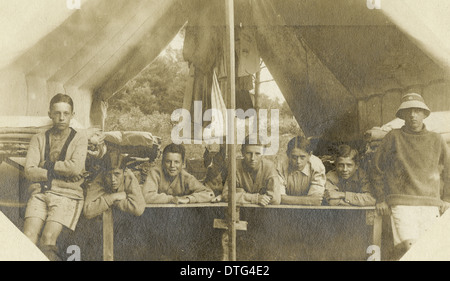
left=225, top=0, right=237, bottom=262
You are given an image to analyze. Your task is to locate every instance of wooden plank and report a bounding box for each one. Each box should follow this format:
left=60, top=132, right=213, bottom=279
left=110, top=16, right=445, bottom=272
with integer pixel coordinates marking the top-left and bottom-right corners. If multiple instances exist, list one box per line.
left=145, top=203, right=228, bottom=208
left=372, top=213, right=382, bottom=248
left=241, top=204, right=375, bottom=210
left=144, top=203, right=375, bottom=210
left=102, top=209, right=114, bottom=261
left=213, top=219, right=248, bottom=231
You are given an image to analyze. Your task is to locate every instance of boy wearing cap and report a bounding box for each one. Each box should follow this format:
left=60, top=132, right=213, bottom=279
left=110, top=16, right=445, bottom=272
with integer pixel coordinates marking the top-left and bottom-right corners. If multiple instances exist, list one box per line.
left=371, top=93, right=450, bottom=257
left=222, top=135, right=281, bottom=206
left=83, top=150, right=146, bottom=219
left=23, top=93, right=87, bottom=261
left=142, top=143, right=215, bottom=204
left=325, top=145, right=375, bottom=206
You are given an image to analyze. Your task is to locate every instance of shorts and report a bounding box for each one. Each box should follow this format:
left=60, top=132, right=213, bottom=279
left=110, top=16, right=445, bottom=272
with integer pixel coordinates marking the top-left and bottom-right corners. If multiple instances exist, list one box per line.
left=24, top=192, right=83, bottom=231
left=390, top=205, right=440, bottom=246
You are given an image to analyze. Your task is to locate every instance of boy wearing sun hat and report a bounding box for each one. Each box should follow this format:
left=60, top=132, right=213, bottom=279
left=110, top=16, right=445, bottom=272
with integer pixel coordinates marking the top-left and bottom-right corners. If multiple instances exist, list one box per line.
left=371, top=93, right=450, bottom=259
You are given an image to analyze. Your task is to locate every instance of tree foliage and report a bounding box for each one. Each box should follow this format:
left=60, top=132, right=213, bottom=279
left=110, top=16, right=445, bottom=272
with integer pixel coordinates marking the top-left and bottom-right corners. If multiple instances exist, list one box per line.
left=107, top=46, right=188, bottom=116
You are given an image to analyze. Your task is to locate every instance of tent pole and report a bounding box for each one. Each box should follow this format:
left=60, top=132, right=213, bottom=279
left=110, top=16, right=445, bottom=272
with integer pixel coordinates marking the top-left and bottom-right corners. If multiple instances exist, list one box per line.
left=225, top=0, right=237, bottom=262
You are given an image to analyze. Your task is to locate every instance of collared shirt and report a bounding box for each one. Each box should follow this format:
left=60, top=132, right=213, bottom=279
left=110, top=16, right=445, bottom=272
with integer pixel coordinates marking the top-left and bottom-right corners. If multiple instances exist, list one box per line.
left=222, top=158, right=281, bottom=205
left=325, top=169, right=375, bottom=206
left=142, top=166, right=214, bottom=204
left=276, top=154, right=326, bottom=197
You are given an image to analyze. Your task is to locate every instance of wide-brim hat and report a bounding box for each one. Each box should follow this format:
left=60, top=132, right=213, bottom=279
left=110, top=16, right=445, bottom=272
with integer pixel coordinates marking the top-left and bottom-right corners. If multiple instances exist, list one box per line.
left=395, top=93, right=431, bottom=119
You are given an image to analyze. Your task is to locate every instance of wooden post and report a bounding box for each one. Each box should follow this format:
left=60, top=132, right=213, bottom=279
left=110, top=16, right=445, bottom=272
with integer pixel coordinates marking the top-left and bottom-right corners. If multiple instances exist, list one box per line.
left=255, top=70, right=260, bottom=114
left=366, top=209, right=382, bottom=260
left=372, top=214, right=382, bottom=248
left=225, top=0, right=237, bottom=262
left=102, top=209, right=114, bottom=261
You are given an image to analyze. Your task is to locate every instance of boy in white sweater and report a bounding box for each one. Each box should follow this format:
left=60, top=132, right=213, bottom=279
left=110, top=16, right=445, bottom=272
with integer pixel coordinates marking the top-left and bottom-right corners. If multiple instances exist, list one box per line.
left=23, top=94, right=87, bottom=261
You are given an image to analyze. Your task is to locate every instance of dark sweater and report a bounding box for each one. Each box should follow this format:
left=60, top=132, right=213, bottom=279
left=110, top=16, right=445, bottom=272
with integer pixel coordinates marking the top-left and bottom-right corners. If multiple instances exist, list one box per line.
left=371, top=125, right=450, bottom=206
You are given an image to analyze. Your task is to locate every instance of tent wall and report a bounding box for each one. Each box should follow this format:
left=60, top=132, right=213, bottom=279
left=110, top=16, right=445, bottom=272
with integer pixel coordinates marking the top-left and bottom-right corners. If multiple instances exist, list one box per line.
left=0, top=70, right=28, bottom=116
left=253, top=0, right=450, bottom=142
left=1, top=0, right=449, bottom=139
left=0, top=0, right=189, bottom=129
left=358, top=80, right=450, bottom=132
left=0, top=69, right=93, bottom=127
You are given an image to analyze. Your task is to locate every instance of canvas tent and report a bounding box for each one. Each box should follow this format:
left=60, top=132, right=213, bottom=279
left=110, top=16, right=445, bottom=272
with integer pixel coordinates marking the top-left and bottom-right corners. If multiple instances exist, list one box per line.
left=1, top=0, right=450, bottom=142
left=1, top=0, right=450, bottom=261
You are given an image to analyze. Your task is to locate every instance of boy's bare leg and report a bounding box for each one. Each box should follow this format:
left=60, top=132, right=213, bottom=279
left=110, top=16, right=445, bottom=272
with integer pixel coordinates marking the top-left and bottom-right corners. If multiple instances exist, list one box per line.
left=38, top=221, right=64, bottom=261
left=40, top=221, right=64, bottom=246
left=23, top=217, right=45, bottom=244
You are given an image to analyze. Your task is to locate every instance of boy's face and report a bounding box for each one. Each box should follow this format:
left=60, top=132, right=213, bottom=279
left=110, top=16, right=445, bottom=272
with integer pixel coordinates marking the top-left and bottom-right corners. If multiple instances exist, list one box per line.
left=163, top=152, right=183, bottom=178
left=402, top=108, right=427, bottom=132
left=243, top=145, right=263, bottom=171
left=48, top=102, right=74, bottom=132
left=105, top=168, right=124, bottom=192
left=336, top=156, right=357, bottom=180
left=289, top=148, right=310, bottom=171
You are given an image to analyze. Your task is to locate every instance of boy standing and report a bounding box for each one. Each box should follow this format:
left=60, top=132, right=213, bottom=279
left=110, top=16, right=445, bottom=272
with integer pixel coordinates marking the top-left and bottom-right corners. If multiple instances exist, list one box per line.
left=371, top=93, right=450, bottom=257
left=23, top=94, right=87, bottom=261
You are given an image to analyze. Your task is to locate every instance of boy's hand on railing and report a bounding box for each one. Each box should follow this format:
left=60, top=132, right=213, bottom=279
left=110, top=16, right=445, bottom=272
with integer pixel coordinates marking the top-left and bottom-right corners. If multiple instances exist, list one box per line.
left=308, top=196, right=324, bottom=206
left=257, top=194, right=271, bottom=206
left=172, top=196, right=190, bottom=204
left=325, top=190, right=344, bottom=200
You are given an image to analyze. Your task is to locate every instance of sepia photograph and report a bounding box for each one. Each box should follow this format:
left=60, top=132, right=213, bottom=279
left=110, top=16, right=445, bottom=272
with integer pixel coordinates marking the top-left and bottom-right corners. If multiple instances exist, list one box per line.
left=0, top=0, right=450, bottom=269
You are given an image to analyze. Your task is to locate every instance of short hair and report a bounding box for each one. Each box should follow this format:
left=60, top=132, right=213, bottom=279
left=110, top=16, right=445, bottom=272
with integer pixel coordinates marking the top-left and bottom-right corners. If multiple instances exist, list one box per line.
left=49, top=93, right=74, bottom=111
left=241, top=134, right=266, bottom=154
left=335, top=144, right=359, bottom=163
left=286, top=136, right=312, bottom=155
left=162, top=143, right=186, bottom=162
